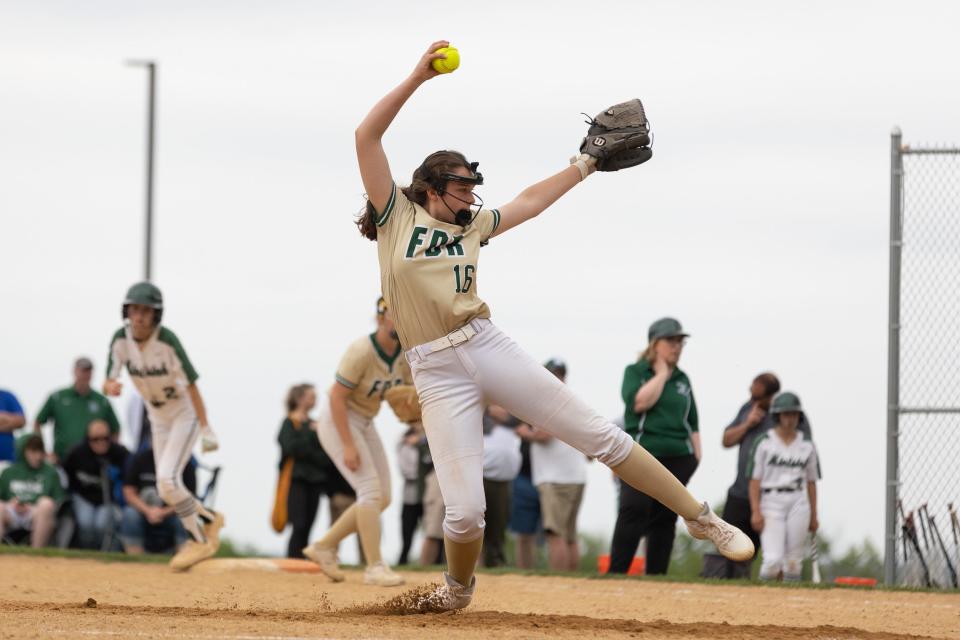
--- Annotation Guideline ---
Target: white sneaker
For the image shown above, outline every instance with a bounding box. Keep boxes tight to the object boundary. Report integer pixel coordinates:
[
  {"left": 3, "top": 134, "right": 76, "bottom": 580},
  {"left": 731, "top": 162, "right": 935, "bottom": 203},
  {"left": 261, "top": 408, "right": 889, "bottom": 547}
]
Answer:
[
  {"left": 416, "top": 573, "right": 476, "bottom": 612},
  {"left": 303, "top": 544, "right": 345, "bottom": 582},
  {"left": 363, "top": 562, "right": 404, "bottom": 587},
  {"left": 684, "top": 502, "right": 755, "bottom": 562}
]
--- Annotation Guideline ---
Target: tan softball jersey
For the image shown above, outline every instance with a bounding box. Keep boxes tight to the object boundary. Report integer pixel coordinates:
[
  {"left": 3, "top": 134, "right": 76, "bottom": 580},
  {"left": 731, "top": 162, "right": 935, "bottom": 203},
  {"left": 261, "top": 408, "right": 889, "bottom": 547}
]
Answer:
[
  {"left": 375, "top": 183, "right": 501, "bottom": 349},
  {"left": 335, "top": 333, "right": 413, "bottom": 419}
]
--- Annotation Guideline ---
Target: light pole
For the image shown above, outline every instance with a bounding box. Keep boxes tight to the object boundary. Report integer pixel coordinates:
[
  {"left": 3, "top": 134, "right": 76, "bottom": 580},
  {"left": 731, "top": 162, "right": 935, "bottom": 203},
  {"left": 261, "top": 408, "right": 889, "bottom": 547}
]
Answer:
[{"left": 127, "top": 60, "right": 156, "bottom": 282}]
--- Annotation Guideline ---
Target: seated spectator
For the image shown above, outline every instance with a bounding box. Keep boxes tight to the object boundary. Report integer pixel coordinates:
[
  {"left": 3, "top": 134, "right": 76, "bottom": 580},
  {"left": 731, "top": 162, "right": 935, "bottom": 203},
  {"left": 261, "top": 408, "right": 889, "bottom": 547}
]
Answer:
[
  {"left": 120, "top": 446, "right": 194, "bottom": 554},
  {"left": 35, "top": 357, "right": 121, "bottom": 464},
  {"left": 0, "top": 435, "right": 63, "bottom": 546},
  {"left": 62, "top": 419, "right": 129, "bottom": 549},
  {"left": 0, "top": 388, "right": 27, "bottom": 464},
  {"left": 528, "top": 359, "right": 587, "bottom": 571},
  {"left": 482, "top": 405, "right": 522, "bottom": 567}
]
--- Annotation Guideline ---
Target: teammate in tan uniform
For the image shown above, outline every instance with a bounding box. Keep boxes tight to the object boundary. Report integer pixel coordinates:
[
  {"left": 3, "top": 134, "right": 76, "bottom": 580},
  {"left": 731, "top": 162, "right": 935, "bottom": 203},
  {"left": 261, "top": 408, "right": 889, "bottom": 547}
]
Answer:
[
  {"left": 353, "top": 40, "right": 754, "bottom": 611},
  {"left": 303, "top": 297, "right": 410, "bottom": 587}
]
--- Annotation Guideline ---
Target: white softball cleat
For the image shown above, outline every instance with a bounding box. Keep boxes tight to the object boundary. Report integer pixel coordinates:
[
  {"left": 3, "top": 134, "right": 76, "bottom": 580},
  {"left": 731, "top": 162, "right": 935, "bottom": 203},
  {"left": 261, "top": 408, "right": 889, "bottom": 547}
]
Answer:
[
  {"left": 363, "top": 562, "right": 404, "bottom": 587},
  {"left": 417, "top": 573, "right": 476, "bottom": 612},
  {"left": 684, "top": 502, "right": 756, "bottom": 562},
  {"left": 303, "top": 544, "right": 345, "bottom": 582}
]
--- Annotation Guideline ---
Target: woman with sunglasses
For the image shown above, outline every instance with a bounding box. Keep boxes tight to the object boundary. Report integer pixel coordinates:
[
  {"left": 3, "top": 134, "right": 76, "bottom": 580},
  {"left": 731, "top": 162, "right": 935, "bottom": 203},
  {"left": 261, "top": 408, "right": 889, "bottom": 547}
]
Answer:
[
  {"left": 609, "top": 317, "right": 701, "bottom": 576},
  {"left": 354, "top": 41, "right": 752, "bottom": 611}
]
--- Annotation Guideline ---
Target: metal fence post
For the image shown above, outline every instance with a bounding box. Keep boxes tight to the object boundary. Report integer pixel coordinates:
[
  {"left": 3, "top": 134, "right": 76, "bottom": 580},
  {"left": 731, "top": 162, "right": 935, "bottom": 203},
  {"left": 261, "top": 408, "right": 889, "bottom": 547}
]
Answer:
[{"left": 885, "top": 127, "right": 903, "bottom": 586}]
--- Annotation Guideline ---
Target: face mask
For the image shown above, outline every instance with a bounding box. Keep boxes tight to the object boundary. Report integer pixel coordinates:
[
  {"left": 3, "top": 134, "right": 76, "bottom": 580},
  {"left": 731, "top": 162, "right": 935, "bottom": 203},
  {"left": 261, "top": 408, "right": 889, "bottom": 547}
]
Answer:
[{"left": 424, "top": 160, "right": 485, "bottom": 227}]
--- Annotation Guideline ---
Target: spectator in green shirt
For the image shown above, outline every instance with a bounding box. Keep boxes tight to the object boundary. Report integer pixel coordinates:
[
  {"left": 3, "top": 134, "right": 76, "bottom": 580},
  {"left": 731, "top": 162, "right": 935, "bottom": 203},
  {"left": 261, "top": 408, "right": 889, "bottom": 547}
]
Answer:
[
  {"left": 0, "top": 434, "right": 63, "bottom": 547},
  {"left": 609, "top": 317, "right": 701, "bottom": 575},
  {"left": 34, "top": 357, "right": 121, "bottom": 463}
]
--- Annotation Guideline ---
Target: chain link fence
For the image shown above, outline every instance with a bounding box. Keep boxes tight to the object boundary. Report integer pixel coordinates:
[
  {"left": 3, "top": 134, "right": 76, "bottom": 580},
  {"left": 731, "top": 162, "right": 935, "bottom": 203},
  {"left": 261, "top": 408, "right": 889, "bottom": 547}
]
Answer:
[{"left": 886, "top": 129, "right": 960, "bottom": 588}]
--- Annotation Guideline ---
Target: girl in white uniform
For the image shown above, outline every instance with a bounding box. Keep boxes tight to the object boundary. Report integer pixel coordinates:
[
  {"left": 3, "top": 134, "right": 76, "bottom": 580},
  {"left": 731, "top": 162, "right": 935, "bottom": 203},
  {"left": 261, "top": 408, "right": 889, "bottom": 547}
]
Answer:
[
  {"left": 303, "top": 297, "right": 409, "bottom": 587},
  {"left": 104, "top": 282, "right": 223, "bottom": 571},
  {"left": 353, "top": 40, "right": 754, "bottom": 611},
  {"left": 748, "top": 392, "right": 820, "bottom": 581}
]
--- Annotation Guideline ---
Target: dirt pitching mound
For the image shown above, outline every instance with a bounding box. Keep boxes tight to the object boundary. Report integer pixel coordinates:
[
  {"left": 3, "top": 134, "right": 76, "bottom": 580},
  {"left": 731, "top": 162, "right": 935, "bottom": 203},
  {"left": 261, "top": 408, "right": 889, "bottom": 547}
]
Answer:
[{"left": 347, "top": 582, "right": 451, "bottom": 615}]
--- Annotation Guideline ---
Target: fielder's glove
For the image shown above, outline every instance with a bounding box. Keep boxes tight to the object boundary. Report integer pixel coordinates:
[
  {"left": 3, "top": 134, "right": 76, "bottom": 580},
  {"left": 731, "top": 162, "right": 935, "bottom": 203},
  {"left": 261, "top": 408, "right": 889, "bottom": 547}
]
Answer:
[
  {"left": 575, "top": 99, "right": 652, "bottom": 173},
  {"left": 384, "top": 385, "right": 422, "bottom": 423},
  {"left": 199, "top": 424, "right": 219, "bottom": 453}
]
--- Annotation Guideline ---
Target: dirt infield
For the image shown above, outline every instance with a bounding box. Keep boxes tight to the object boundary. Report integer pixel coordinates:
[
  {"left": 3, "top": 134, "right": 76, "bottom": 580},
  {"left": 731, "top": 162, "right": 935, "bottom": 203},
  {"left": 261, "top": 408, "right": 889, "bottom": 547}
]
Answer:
[{"left": 1, "top": 555, "right": 958, "bottom": 639}]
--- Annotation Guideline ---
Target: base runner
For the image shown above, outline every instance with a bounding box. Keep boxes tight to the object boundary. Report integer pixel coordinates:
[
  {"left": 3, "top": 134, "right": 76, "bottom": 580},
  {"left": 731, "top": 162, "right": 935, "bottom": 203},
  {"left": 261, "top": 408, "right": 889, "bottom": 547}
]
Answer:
[
  {"left": 351, "top": 40, "right": 754, "bottom": 611},
  {"left": 303, "top": 297, "right": 413, "bottom": 587},
  {"left": 748, "top": 392, "right": 820, "bottom": 581},
  {"left": 104, "top": 282, "right": 224, "bottom": 571}
]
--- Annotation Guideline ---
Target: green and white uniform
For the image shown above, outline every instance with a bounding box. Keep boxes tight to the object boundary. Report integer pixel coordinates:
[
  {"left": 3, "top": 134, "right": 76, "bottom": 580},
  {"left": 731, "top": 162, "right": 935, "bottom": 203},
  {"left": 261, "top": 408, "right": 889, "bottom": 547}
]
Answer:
[
  {"left": 107, "top": 326, "right": 199, "bottom": 421},
  {"left": 748, "top": 430, "right": 820, "bottom": 581},
  {"left": 107, "top": 325, "right": 208, "bottom": 540}
]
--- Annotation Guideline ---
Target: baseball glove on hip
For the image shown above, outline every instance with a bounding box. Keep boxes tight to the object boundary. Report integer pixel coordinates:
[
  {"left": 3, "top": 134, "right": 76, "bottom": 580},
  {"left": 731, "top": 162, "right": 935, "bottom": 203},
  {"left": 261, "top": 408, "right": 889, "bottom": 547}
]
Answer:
[
  {"left": 579, "top": 99, "right": 652, "bottom": 171},
  {"left": 384, "top": 385, "right": 422, "bottom": 423}
]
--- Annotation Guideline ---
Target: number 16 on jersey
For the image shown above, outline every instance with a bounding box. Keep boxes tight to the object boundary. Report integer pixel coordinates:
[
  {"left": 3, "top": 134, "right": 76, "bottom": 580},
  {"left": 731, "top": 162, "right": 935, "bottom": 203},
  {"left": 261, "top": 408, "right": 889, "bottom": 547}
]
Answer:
[{"left": 453, "top": 264, "right": 475, "bottom": 293}]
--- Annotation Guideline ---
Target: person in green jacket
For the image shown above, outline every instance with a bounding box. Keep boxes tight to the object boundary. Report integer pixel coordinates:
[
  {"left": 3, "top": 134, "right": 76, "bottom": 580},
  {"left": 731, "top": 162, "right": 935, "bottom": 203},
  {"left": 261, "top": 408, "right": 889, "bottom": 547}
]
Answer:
[
  {"left": 0, "top": 434, "right": 63, "bottom": 547},
  {"left": 609, "top": 317, "right": 701, "bottom": 575},
  {"left": 278, "top": 383, "right": 355, "bottom": 559}
]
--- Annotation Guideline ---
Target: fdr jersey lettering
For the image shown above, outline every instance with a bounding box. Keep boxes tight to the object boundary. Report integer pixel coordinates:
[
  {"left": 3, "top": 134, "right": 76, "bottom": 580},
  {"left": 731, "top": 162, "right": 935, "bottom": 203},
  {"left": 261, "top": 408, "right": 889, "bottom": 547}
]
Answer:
[
  {"left": 375, "top": 183, "right": 500, "bottom": 350},
  {"left": 335, "top": 333, "right": 413, "bottom": 419}
]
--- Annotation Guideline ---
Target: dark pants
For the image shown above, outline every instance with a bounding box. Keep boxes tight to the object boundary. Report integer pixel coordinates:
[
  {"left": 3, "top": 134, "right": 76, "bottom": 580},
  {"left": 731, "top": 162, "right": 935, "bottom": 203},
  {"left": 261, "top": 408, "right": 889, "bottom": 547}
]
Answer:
[
  {"left": 398, "top": 503, "right": 423, "bottom": 565},
  {"left": 287, "top": 479, "right": 323, "bottom": 559},
  {"left": 718, "top": 492, "right": 760, "bottom": 578},
  {"left": 609, "top": 454, "right": 699, "bottom": 575},
  {"left": 483, "top": 478, "right": 512, "bottom": 567}
]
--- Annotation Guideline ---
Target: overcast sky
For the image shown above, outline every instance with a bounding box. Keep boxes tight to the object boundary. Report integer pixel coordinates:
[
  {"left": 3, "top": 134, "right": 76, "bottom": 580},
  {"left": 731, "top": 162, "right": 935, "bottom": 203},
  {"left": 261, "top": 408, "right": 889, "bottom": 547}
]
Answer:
[{"left": 3, "top": 1, "right": 959, "bottom": 561}]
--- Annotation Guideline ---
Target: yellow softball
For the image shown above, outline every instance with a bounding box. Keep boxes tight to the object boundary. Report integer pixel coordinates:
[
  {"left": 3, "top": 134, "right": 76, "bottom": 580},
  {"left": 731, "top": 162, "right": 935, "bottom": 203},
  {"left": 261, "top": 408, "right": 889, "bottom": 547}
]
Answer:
[{"left": 432, "top": 46, "right": 460, "bottom": 74}]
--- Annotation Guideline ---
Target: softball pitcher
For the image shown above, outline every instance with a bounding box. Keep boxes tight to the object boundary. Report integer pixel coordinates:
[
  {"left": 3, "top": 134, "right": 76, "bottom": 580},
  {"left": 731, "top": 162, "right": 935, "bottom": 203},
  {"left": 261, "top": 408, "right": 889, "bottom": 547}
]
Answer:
[
  {"left": 748, "top": 392, "right": 820, "bottom": 581},
  {"left": 302, "top": 297, "right": 409, "bottom": 587},
  {"left": 352, "top": 40, "right": 754, "bottom": 611},
  {"left": 104, "top": 282, "right": 224, "bottom": 571}
]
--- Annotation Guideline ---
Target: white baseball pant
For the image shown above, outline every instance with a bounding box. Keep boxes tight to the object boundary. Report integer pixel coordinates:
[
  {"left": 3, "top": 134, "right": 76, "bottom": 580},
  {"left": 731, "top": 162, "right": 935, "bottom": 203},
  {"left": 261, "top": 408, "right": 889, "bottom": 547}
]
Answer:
[
  {"left": 407, "top": 319, "right": 634, "bottom": 543},
  {"left": 759, "top": 490, "right": 810, "bottom": 581},
  {"left": 316, "top": 399, "right": 391, "bottom": 509},
  {"left": 151, "top": 410, "right": 207, "bottom": 539}
]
